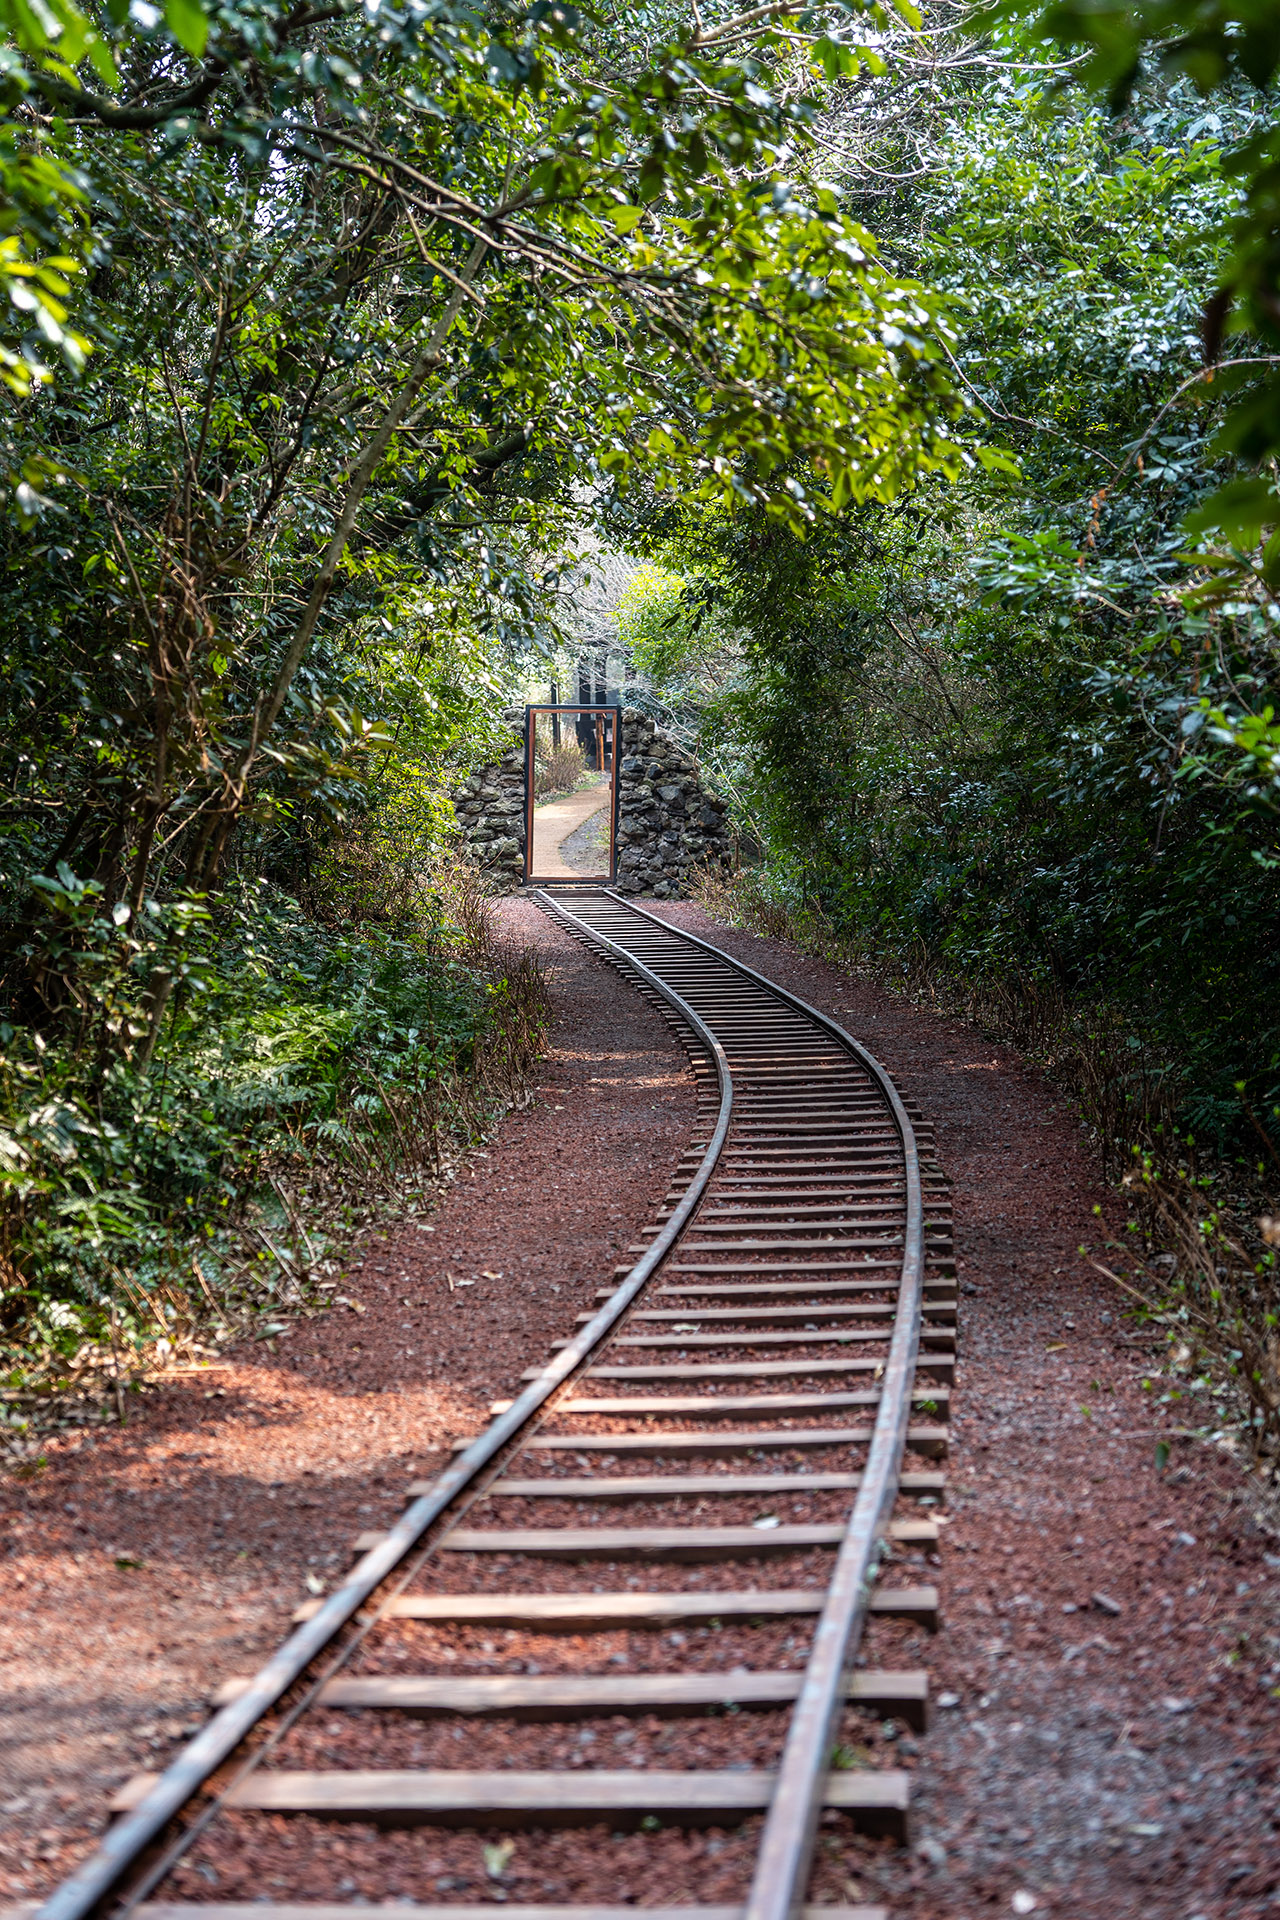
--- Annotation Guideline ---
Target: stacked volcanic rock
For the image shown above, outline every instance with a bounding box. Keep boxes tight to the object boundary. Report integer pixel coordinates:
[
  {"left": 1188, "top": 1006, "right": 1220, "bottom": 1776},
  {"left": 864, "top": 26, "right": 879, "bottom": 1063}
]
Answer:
[
  {"left": 450, "top": 729, "right": 526, "bottom": 885},
  {"left": 448, "top": 711, "right": 734, "bottom": 896},
  {"left": 613, "top": 712, "right": 734, "bottom": 898}
]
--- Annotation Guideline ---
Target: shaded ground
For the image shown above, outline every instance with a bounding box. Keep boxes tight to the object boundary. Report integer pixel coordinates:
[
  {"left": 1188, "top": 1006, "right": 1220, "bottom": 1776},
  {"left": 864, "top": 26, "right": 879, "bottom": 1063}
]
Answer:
[
  {"left": 557, "top": 800, "right": 611, "bottom": 873},
  {"left": 4, "top": 896, "right": 1278, "bottom": 1917},
  {"left": 0, "top": 900, "right": 694, "bottom": 1901}
]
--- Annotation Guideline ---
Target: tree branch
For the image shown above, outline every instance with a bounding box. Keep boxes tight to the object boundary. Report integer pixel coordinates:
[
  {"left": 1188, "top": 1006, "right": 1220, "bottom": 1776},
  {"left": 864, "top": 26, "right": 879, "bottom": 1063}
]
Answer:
[{"left": 241, "top": 238, "right": 489, "bottom": 778}]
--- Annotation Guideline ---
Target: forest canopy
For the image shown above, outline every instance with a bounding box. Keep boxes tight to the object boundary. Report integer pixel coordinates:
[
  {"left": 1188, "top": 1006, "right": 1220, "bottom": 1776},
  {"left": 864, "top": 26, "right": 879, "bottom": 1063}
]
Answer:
[
  {"left": 0, "top": 0, "right": 1276, "bottom": 1392},
  {"left": 610, "top": 0, "right": 1280, "bottom": 1148}
]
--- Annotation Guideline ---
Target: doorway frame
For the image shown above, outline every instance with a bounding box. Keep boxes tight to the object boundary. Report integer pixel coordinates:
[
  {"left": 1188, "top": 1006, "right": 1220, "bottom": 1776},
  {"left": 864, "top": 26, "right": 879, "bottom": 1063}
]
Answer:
[{"left": 523, "top": 703, "right": 622, "bottom": 885}]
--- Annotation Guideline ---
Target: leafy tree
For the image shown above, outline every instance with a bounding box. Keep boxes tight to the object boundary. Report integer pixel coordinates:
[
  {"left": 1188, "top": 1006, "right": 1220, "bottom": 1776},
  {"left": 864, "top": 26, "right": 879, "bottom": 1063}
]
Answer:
[
  {"left": 0, "top": 0, "right": 981, "bottom": 1347},
  {"left": 1, "top": 0, "right": 969, "bottom": 1009},
  {"left": 618, "top": 24, "right": 1280, "bottom": 1143}
]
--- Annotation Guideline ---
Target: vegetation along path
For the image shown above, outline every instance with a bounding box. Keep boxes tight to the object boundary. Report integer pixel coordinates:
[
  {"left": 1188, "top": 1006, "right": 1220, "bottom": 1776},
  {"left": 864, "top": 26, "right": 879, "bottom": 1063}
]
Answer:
[
  {"left": 3, "top": 0, "right": 1278, "bottom": 1909},
  {"left": 6, "top": 900, "right": 1278, "bottom": 1920}
]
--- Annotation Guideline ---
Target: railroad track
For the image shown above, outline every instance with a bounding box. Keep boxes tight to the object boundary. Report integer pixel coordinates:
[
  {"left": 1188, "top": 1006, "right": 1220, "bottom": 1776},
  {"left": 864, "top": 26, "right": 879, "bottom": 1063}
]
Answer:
[{"left": 38, "top": 888, "right": 954, "bottom": 1920}]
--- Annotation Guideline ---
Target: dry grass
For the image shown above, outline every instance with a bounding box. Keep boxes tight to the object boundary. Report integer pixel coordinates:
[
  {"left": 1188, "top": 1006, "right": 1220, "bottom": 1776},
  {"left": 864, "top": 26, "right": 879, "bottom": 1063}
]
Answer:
[{"left": 534, "top": 738, "right": 587, "bottom": 799}]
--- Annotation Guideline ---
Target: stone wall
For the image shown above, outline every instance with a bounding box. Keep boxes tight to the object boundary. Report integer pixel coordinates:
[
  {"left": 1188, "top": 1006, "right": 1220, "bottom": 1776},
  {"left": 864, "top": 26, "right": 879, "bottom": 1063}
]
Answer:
[
  {"left": 450, "top": 710, "right": 734, "bottom": 896},
  {"left": 613, "top": 711, "right": 734, "bottom": 897},
  {"left": 450, "top": 732, "right": 527, "bottom": 886}
]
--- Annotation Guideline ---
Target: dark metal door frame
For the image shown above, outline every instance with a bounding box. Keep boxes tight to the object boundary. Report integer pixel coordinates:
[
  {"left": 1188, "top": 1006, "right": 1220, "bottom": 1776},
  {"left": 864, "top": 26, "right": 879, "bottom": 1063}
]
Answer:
[{"left": 524, "top": 703, "right": 621, "bottom": 884}]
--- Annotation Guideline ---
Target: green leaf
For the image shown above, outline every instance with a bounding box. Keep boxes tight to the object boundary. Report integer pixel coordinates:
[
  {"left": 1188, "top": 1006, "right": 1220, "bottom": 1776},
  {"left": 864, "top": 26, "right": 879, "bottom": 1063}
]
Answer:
[
  {"left": 975, "top": 444, "right": 1021, "bottom": 478},
  {"left": 1183, "top": 476, "right": 1278, "bottom": 545},
  {"left": 811, "top": 36, "right": 860, "bottom": 81},
  {"left": 1262, "top": 523, "right": 1280, "bottom": 588},
  {"left": 164, "top": 0, "right": 207, "bottom": 59},
  {"left": 84, "top": 21, "right": 117, "bottom": 84}
]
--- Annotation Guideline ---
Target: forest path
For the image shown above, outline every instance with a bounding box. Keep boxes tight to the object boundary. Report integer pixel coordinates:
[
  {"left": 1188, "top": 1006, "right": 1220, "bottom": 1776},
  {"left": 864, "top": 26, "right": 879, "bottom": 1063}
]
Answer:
[{"left": 530, "top": 773, "right": 610, "bottom": 877}]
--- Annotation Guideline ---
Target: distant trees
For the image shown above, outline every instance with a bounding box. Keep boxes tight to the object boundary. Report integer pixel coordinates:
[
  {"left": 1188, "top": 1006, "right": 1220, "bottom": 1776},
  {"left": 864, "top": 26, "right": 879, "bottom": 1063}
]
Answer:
[{"left": 610, "top": 8, "right": 1280, "bottom": 1144}]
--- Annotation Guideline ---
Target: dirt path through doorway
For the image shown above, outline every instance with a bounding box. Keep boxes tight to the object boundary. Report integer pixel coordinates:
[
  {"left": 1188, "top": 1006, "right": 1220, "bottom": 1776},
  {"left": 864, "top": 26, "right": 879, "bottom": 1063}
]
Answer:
[{"left": 529, "top": 775, "right": 610, "bottom": 878}]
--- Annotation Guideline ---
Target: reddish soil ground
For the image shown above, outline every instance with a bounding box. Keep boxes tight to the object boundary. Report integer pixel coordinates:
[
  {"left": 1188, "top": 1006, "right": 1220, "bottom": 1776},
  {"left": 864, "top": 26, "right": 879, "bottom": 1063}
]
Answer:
[
  {"left": 0, "top": 900, "right": 695, "bottom": 1901},
  {"left": 3, "top": 895, "right": 1278, "bottom": 1918},
  {"left": 650, "top": 902, "right": 1280, "bottom": 1920}
]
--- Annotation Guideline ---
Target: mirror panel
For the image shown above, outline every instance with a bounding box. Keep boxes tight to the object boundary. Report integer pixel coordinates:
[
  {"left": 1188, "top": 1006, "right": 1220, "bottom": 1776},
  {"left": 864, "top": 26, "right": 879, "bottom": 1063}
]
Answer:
[{"left": 526, "top": 707, "right": 616, "bottom": 882}]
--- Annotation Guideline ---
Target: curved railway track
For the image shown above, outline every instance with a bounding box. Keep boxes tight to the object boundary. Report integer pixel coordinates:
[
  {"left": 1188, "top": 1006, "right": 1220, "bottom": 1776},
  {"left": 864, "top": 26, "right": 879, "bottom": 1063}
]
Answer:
[{"left": 37, "top": 888, "right": 955, "bottom": 1920}]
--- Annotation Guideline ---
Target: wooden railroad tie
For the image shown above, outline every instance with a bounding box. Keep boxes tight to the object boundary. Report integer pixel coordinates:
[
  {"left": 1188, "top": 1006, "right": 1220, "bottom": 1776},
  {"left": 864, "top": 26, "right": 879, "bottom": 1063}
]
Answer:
[
  {"left": 48, "top": 1906, "right": 888, "bottom": 1920},
  {"left": 574, "top": 1302, "right": 957, "bottom": 1326},
  {"left": 471, "top": 1468, "right": 947, "bottom": 1500},
  {"left": 110, "top": 1766, "right": 911, "bottom": 1840},
  {"left": 350, "top": 1518, "right": 939, "bottom": 1558},
  {"left": 462, "top": 1422, "right": 950, "bottom": 1457},
  {"left": 297, "top": 1583, "right": 940, "bottom": 1633},
  {"left": 212, "top": 1666, "right": 930, "bottom": 1730}
]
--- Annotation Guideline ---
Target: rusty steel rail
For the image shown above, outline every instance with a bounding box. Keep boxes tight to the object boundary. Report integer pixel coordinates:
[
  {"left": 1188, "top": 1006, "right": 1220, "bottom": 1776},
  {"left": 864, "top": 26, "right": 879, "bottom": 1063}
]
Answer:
[
  {"left": 34, "top": 933, "right": 732, "bottom": 1920},
  {"left": 549, "top": 890, "right": 926, "bottom": 1920},
  {"left": 36, "top": 885, "right": 943, "bottom": 1920}
]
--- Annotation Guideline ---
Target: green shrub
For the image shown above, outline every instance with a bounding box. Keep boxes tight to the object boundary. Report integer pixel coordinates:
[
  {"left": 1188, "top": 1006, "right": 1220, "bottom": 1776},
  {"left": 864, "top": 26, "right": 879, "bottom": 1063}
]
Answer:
[{"left": 0, "top": 861, "right": 547, "bottom": 1392}]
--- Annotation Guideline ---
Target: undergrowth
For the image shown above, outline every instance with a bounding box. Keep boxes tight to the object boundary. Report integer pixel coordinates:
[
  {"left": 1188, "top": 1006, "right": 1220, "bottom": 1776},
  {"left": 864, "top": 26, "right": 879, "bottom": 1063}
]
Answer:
[
  {"left": 0, "top": 856, "right": 547, "bottom": 1454},
  {"left": 694, "top": 864, "right": 1280, "bottom": 1471},
  {"left": 533, "top": 737, "right": 588, "bottom": 799}
]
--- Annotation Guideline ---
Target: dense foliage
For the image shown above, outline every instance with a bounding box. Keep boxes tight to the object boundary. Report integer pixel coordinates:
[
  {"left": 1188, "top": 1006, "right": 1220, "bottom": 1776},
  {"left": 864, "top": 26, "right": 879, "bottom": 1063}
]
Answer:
[
  {"left": 0, "top": 0, "right": 978, "bottom": 1383},
  {"left": 3, "top": 0, "right": 1277, "bottom": 1407},
  {"left": 616, "top": 31, "right": 1280, "bottom": 1162}
]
